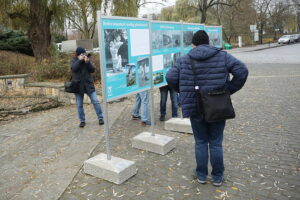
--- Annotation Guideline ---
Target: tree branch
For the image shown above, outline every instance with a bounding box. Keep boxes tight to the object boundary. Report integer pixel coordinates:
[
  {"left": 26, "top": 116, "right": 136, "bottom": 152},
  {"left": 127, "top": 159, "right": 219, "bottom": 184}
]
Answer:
[
  {"left": 209, "top": 2, "right": 233, "bottom": 9},
  {"left": 190, "top": 5, "right": 199, "bottom": 10},
  {"left": 208, "top": 0, "right": 215, "bottom": 7},
  {"left": 67, "top": 16, "right": 84, "bottom": 33},
  {"left": 198, "top": 3, "right": 203, "bottom": 12},
  {"left": 137, "top": 1, "right": 166, "bottom": 9},
  {"left": 6, "top": 11, "right": 28, "bottom": 21}
]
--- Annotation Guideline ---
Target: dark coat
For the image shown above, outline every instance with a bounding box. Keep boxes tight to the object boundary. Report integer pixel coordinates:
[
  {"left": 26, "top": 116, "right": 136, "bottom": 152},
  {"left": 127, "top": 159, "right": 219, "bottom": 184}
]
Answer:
[
  {"left": 70, "top": 58, "right": 96, "bottom": 94},
  {"left": 166, "top": 44, "right": 248, "bottom": 118}
]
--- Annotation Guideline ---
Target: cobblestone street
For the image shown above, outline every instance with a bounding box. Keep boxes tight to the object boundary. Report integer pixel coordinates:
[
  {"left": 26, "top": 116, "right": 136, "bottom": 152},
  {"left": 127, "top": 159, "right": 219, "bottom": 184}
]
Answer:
[{"left": 60, "top": 62, "right": 300, "bottom": 199}]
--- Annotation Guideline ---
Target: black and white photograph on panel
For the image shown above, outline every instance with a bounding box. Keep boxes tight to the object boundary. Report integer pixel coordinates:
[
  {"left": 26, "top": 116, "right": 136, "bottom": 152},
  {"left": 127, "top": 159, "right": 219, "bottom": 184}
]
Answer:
[
  {"left": 163, "top": 54, "right": 172, "bottom": 69},
  {"left": 163, "top": 31, "right": 173, "bottom": 48},
  {"left": 172, "top": 52, "right": 181, "bottom": 66},
  {"left": 172, "top": 33, "right": 181, "bottom": 47},
  {"left": 208, "top": 32, "right": 221, "bottom": 47},
  {"left": 153, "top": 72, "right": 164, "bottom": 85},
  {"left": 125, "top": 64, "right": 137, "bottom": 87},
  {"left": 183, "top": 31, "right": 193, "bottom": 47},
  {"left": 152, "top": 31, "right": 163, "bottom": 49},
  {"left": 138, "top": 57, "right": 150, "bottom": 87},
  {"left": 104, "top": 29, "right": 128, "bottom": 75}
]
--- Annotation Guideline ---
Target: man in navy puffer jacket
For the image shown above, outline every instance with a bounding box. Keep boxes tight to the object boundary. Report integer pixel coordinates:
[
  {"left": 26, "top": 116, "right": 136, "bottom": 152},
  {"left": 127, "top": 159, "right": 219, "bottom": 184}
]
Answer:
[{"left": 166, "top": 30, "right": 248, "bottom": 187}]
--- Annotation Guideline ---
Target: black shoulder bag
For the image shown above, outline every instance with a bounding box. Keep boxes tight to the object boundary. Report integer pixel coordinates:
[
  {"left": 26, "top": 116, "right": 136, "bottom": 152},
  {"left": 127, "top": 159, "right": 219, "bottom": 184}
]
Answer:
[
  {"left": 64, "top": 76, "right": 80, "bottom": 93},
  {"left": 190, "top": 57, "right": 235, "bottom": 122}
]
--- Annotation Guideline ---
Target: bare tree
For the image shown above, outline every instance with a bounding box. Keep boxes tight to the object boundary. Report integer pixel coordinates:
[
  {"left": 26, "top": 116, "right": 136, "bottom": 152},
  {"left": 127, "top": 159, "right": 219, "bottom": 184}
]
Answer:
[
  {"left": 66, "top": 0, "right": 166, "bottom": 39},
  {"left": 291, "top": 0, "right": 300, "bottom": 32},
  {"left": 268, "top": 1, "right": 290, "bottom": 39},
  {"left": 253, "top": 0, "right": 273, "bottom": 44},
  {"left": 188, "top": 0, "right": 235, "bottom": 23},
  {"left": 214, "top": 0, "right": 240, "bottom": 42},
  {"left": 67, "top": 0, "right": 106, "bottom": 39}
]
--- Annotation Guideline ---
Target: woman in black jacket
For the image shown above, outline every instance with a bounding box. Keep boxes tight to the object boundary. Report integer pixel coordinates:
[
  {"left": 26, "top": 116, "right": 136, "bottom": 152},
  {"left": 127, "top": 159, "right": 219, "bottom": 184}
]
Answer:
[{"left": 71, "top": 47, "right": 104, "bottom": 128}]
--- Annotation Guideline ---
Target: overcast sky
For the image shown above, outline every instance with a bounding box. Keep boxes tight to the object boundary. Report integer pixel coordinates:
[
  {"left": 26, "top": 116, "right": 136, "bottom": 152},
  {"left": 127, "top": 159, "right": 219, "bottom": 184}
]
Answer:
[{"left": 138, "top": 0, "right": 176, "bottom": 17}]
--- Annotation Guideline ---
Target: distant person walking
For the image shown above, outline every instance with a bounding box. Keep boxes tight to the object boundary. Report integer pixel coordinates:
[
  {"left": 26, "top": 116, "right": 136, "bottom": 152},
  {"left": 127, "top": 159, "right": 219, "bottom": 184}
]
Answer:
[
  {"left": 166, "top": 30, "right": 248, "bottom": 186},
  {"left": 71, "top": 47, "right": 104, "bottom": 128}
]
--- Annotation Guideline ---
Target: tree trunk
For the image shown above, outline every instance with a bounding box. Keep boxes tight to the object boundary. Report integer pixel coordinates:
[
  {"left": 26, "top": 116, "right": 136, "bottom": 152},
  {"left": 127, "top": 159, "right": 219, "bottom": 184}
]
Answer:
[
  {"left": 199, "top": 0, "right": 208, "bottom": 24},
  {"left": 28, "top": 0, "right": 52, "bottom": 62},
  {"left": 201, "top": 9, "right": 207, "bottom": 23},
  {"left": 259, "top": 23, "right": 263, "bottom": 44},
  {"left": 223, "top": 31, "right": 230, "bottom": 43}
]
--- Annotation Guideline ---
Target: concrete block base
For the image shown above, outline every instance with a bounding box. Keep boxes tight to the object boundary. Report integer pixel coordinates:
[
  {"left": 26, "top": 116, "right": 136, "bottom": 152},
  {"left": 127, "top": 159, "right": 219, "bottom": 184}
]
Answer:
[
  {"left": 84, "top": 153, "right": 137, "bottom": 184},
  {"left": 164, "top": 118, "right": 193, "bottom": 134},
  {"left": 132, "top": 132, "right": 175, "bottom": 155}
]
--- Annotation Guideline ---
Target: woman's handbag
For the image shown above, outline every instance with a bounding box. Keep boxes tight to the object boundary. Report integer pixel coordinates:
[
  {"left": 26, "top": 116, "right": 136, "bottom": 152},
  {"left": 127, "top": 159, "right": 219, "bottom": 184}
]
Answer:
[
  {"left": 190, "top": 58, "right": 235, "bottom": 122},
  {"left": 64, "top": 77, "right": 80, "bottom": 93}
]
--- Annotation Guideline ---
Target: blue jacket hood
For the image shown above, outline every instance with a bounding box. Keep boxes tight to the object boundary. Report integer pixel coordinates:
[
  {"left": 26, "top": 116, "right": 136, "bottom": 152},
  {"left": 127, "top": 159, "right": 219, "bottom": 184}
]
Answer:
[{"left": 188, "top": 44, "right": 221, "bottom": 60}]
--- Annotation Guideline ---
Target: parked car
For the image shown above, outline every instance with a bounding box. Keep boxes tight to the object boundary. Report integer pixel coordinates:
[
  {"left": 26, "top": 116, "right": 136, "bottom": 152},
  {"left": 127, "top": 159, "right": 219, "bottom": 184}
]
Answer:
[
  {"left": 290, "top": 35, "right": 298, "bottom": 42},
  {"left": 292, "top": 34, "right": 300, "bottom": 42},
  {"left": 278, "top": 35, "right": 295, "bottom": 44}
]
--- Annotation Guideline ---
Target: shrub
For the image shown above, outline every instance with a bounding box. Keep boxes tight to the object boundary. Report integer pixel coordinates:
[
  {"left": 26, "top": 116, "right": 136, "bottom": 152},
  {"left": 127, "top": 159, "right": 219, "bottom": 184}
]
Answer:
[
  {"left": 0, "top": 26, "right": 33, "bottom": 56},
  {"left": 0, "top": 50, "right": 102, "bottom": 83},
  {"left": 90, "top": 53, "right": 101, "bottom": 81},
  {"left": 52, "top": 33, "right": 67, "bottom": 43},
  {"left": 31, "top": 53, "right": 102, "bottom": 82},
  {"left": 31, "top": 55, "right": 70, "bottom": 81},
  {"left": 0, "top": 50, "right": 35, "bottom": 75}
]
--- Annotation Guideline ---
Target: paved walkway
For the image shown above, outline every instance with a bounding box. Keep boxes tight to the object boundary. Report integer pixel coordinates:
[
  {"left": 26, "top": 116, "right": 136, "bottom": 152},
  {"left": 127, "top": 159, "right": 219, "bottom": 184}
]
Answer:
[
  {"left": 1, "top": 44, "right": 299, "bottom": 200},
  {"left": 0, "top": 99, "right": 129, "bottom": 200},
  {"left": 59, "top": 64, "right": 300, "bottom": 200}
]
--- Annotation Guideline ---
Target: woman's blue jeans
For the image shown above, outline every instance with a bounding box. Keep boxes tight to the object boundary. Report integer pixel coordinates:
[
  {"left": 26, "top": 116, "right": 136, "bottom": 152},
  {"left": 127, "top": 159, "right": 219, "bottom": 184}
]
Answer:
[
  {"left": 132, "top": 91, "right": 149, "bottom": 122},
  {"left": 75, "top": 91, "right": 103, "bottom": 122},
  {"left": 190, "top": 115, "right": 225, "bottom": 182}
]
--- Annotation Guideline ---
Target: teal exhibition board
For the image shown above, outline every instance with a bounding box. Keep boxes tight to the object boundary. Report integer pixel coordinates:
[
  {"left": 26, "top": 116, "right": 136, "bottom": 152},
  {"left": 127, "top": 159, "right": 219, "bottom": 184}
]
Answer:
[{"left": 98, "top": 16, "right": 222, "bottom": 101}]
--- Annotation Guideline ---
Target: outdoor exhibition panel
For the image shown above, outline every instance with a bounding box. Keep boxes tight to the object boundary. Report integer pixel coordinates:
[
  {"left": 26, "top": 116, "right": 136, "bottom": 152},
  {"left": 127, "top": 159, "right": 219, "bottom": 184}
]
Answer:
[
  {"left": 183, "top": 23, "right": 205, "bottom": 54},
  {"left": 205, "top": 25, "right": 223, "bottom": 48},
  {"left": 100, "top": 17, "right": 151, "bottom": 101},
  {"left": 96, "top": 12, "right": 224, "bottom": 162},
  {"left": 151, "top": 22, "right": 182, "bottom": 88},
  {"left": 99, "top": 17, "right": 222, "bottom": 102}
]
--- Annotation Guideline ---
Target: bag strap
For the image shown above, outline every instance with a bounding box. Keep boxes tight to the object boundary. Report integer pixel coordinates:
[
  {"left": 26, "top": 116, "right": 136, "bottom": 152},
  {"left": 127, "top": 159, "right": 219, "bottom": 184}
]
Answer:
[
  {"left": 224, "top": 52, "right": 229, "bottom": 81},
  {"left": 223, "top": 52, "right": 232, "bottom": 91},
  {"left": 190, "top": 57, "right": 205, "bottom": 117},
  {"left": 189, "top": 57, "right": 198, "bottom": 89}
]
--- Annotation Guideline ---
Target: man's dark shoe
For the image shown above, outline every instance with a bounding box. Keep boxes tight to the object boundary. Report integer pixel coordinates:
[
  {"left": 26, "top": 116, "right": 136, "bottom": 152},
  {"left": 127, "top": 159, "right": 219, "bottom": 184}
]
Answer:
[
  {"left": 132, "top": 115, "right": 141, "bottom": 120},
  {"left": 79, "top": 122, "right": 86, "bottom": 128},
  {"left": 193, "top": 169, "right": 207, "bottom": 184},
  {"left": 212, "top": 181, "right": 223, "bottom": 187},
  {"left": 159, "top": 115, "right": 166, "bottom": 121},
  {"left": 212, "top": 178, "right": 224, "bottom": 187},
  {"left": 99, "top": 119, "right": 104, "bottom": 125},
  {"left": 197, "top": 178, "right": 207, "bottom": 184}
]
